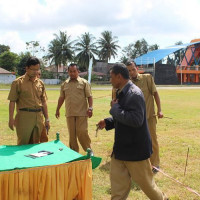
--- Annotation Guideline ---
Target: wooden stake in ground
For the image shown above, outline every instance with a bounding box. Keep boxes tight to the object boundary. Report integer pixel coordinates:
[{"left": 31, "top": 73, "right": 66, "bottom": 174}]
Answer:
[{"left": 184, "top": 147, "right": 189, "bottom": 176}]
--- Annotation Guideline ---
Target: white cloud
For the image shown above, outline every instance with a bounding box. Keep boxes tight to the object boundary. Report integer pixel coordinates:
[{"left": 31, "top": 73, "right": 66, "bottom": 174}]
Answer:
[
  {"left": 0, "top": 0, "right": 200, "bottom": 60},
  {"left": 0, "top": 31, "right": 26, "bottom": 53}
]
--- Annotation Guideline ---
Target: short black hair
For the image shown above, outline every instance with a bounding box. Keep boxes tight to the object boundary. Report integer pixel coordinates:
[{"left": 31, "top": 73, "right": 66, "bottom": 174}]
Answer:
[
  {"left": 126, "top": 60, "right": 136, "bottom": 66},
  {"left": 110, "top": 63, "right": 129, "bottom": 79},
  {"left": 68, "top": 63, "right": 79, "bottom": 70},
  {"left": 26, "top": 57, "right": 40, "bottom": 67}
]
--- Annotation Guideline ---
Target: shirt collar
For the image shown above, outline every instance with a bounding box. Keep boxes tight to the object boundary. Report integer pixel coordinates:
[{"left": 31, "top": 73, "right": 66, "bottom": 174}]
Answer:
[
  {"left": 117, "top": 80, "right": 132, "bottom": 97},
  {"left": 24, "top": 73, "right": 39, "bottom": 82},
  {"left": 132, "top": 73, "right": 141, "bottom": 81},
  {"left": 66, "top": 76, "right": 81, "bottom": 83}
]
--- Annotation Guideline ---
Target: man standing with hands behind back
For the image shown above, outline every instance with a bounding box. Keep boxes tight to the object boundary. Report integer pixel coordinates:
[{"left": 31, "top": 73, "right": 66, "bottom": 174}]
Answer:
[
  {"left": 8, "top": 57, "right": 50, "bottom": 145},
  {"left": 126, "top": 61, "right": 163, "bottom": 172},
  {"left": 55, "top": 63, "right": 93, "bottom": 153}
]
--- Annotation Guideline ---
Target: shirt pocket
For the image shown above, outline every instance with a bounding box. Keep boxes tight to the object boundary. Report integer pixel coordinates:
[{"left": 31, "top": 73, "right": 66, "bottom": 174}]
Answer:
[
  {"left": 77, "top": 84, "right": 84, "bottom": 90},
  {"left": 36, "top": 85, "right": 43, "bottom": 97},
  {"left": 20, "top": 85, "right": 30, "bottom": 98},
  {"left": 77, "top": 84, "right": 85, "bottom": 96}
]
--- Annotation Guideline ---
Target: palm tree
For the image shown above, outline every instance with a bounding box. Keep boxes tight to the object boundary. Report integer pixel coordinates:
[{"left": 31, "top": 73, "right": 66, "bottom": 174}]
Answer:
[
  {"left": 119, "top": 56, "right": 129, "bottom": 65},
  {"left": 98, "top": 31, "right": 120, "bottom": 63},
  {"left": 75, "top": 32, "right": 98, "bottom": 71},
  {"left": 46, "top": 31, "right": 74, "bottom": 78}
]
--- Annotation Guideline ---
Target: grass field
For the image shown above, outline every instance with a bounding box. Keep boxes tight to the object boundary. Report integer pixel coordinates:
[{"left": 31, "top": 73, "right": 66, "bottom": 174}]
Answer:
[{"left": 1, "top": 87, "right": 200, "bottom": 199}]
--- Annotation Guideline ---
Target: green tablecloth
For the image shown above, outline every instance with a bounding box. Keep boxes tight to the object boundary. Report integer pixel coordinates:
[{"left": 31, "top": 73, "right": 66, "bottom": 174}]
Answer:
[{"left": 0, "top": 140, "right": 101, "bottom": 171}]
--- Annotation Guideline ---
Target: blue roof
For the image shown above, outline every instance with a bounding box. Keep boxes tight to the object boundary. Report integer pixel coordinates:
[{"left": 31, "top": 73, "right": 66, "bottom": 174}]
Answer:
[{"left": 134, "top": 41, "right": 200, "bottom": 65}]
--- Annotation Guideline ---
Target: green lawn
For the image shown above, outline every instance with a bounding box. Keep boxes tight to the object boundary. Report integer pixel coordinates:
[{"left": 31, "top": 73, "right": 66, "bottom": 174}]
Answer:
[{"left": 1, "top": 87, "right": 200, "bottom": 199}]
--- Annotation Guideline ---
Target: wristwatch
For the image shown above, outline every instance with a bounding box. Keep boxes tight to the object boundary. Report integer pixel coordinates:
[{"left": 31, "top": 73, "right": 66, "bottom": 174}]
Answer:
[
  {"left": 45, "top": 118, "right": 50, "bottom": 122},
  {"left": 88, "top": 107, "right": 93, "bottom": 111}
]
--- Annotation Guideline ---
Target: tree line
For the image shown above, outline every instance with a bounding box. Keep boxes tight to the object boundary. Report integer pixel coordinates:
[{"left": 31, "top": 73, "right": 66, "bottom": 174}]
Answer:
[{"left": 0, "top": 30, "right": 163, "bottom": 78}]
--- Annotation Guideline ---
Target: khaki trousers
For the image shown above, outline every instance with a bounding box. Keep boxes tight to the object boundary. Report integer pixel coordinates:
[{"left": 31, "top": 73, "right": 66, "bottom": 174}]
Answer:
[
  {"left": 15, "top": 111, "right": 44, "bottom": 145},
  {"left": 148, "top": 117, "right": 160, "bottom": 167},
  {"left": 110, "top": 157, "right": 166, "bottom": 200},
  {"left": 66, "top": 116, "right": 91, "bottom": 152}
]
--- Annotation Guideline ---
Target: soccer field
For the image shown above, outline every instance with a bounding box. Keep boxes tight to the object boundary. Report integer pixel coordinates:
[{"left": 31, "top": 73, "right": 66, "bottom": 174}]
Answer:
[{"left": 1, "top": 88, "right": 200, "bottom": 199}]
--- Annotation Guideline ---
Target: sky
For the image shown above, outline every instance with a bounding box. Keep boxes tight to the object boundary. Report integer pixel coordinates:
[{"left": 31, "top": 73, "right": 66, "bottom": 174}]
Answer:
[{"left": 0, "top": 0, "right": 200, "bottom": 62}]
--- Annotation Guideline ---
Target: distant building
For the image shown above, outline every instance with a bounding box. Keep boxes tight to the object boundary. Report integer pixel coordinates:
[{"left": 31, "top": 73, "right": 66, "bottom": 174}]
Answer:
[
  {"left": 93, "top": 61, "right": 115, "bottom": 75},
  {"left": 45, "top": 64, "right": 68, "bottom": 78},
  {"left": 0, "top": 67, "right": 16, "bottom": 84}
]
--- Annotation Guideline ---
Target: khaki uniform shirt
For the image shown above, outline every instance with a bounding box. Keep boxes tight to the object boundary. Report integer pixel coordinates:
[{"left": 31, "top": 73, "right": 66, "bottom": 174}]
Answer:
[
  {"left": 60, "top": 76, "right": 92, "bottom": 117},
  {"left": 8, "top": 73, "right": 47, "bottom": 110},
  {"left": 131, "top": 74, "right": 157, "bottom": 119}
]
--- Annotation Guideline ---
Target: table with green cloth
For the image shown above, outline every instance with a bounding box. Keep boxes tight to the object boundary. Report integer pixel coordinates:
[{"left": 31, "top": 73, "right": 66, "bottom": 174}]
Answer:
[{"left": 0, "top": 139, "right": 101, "bottom": 200}]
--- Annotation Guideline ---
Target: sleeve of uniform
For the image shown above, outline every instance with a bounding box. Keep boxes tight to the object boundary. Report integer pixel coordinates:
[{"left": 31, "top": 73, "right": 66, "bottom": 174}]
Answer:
[
  {"left": 85, "top": 81, "right": 92, "bottom": 97},
  {"left": 104, "top": 117, "right": 115, "bottom": 130},
  {"left": 40, "top": 81, "right": 47, "bottom": 103},
  {"left": 7, "top": 80, "right": 19, "bottom": 101},
  {"left": 59, "top": 82, "right": 65, "bottom": 98},
  {"left": 147, "top": 74, "right": 157, "bottom": 95}
]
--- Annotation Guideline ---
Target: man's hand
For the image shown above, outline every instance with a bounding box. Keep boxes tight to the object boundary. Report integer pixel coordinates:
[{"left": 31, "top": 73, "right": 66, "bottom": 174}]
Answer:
[
  {"left": 87, "top": 109, "right": 93, "bottom": 118},
  {"left": 97, "top": 119, "right": 106, "bottom": 129},
  {"left": 45, "top": 121, "right": 50, "bottom": 133},
  {"left": 110, "top": 99, "right": 118, "bottom": 107},
  {"left": 157, "top": 111, "right": 163, "bottom": 118},
  {"left": 8, "top": 118, "right": 15, "bottom": 131},
  {"left": 55, "top": 110, "right": 60, "bottom": 119}
]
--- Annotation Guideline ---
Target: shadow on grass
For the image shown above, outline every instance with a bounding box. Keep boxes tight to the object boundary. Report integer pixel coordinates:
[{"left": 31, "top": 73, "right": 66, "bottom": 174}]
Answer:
[{"left": 99, "top": 160, "right": 110, "bottom": 173}]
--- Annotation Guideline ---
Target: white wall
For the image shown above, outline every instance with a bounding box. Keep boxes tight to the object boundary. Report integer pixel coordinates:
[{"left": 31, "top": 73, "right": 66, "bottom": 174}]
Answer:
[
  {"left": 0, "top": 74, "right": 16, "bottom": 84},
  {"left": 41, "top": 79, "right": 60, "bottom": 85}
]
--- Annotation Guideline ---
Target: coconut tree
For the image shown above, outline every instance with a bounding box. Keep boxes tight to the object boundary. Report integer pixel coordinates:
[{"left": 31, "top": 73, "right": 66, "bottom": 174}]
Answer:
[
  {"left": 75, "top": 32, "right": 98, "bottom": 71},
  {"left": 98, "top": 31, "right": 120, "bottom": 63},
  {"left": 46, "top": 31, "right": 74, "bottom": 77}
]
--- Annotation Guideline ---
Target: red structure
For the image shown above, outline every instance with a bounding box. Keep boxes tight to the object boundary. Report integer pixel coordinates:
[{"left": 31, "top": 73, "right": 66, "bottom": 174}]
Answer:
[{"left": 176, "top": 39, "right": 200, "bottom": 83}]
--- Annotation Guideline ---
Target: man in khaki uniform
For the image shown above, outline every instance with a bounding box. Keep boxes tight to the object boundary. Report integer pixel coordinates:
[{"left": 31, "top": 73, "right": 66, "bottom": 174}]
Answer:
[
  {"left": 8, "top": 57, "right": 50, "bottom": 145},
  {"left": 55, "top": 63, "right": 93, "bottom": 153},
  {"left": 126, "top": 61, "right": 163, "bottom": 171}
]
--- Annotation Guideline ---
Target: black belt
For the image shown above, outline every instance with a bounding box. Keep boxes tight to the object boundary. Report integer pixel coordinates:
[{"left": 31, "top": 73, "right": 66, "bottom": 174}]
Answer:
[{"left": 19, "top": 108, "right": 42, "bottom": 112}]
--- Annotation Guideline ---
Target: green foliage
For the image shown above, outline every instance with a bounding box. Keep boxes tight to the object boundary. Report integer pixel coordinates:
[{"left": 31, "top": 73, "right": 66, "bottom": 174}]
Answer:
[
  {"left": 83, "top": 73, "right": 99, "bottom": 81},
  {"left": 0, "top": 51, "right": 19, "bottom": 71},
  {"left": 98, "top": 30, "right": 120, "bottom": 63},
  {"left": 41, "top": 70, "right": 54, "bottom": 79},
  {"left": 0, "top": 44, "right": 10, "bottom": 55},
  {"left": 46, "top": 31, "right": 74, "bottom": 67},
  {"left": 26, "top": 41, "right": 45, "bottom": 56},
  {"left": 17, "top": 52, "right": 31, "bottom": 76},
  {"left": 122, "top": 38, "right": 159, "bottom": 59},
  {"left": 119, "top": 56, "right": 129, "bottom": 64},
  {"left": 75, "top": 32, "right": 98, "bottom": 71},
  {"left": 46, "top": 31, "right": 74, "bottom": 78}
]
